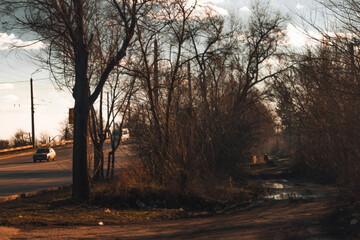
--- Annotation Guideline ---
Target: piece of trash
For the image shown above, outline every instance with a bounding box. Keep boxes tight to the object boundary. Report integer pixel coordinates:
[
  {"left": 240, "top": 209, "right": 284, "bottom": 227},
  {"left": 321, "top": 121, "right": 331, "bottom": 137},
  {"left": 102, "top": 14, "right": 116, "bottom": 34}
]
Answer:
[
  {"left": 104, "top": 208, "right": 111, "bottom": 213},
  {"left": 351, "top": 218, "right": 358, "bottom": 225},
  {"left": 136, "top": 199, "right": 147, "bottom": 209},
  {"left": 99, "top": 222, "right": 104, "bottom": 226}
]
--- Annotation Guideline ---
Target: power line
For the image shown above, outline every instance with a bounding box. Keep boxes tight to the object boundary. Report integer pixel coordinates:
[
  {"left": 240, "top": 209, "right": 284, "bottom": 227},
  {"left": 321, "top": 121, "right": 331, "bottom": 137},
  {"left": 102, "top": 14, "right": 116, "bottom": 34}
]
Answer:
[
  {"left": 0, "top": 78, "right": 50, "bottom": 84},
  {"left": 0, "top": 69, "right": 34, "bottom": 79}
]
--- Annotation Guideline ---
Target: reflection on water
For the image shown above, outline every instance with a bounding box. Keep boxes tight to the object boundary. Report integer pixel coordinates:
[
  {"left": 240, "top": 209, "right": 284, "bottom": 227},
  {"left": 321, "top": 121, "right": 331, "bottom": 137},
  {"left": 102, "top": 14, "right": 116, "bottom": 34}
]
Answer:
[
  {"left": 265, "top": 192, "right": 302, "bottom": 200},
  {"left": 263, "top": 180, "right": 327, "bottom": 200},
  {"left": 265, "top": 183, "right": 284, "bottom": 189},
  {"left": 262, "top": 182, "right": 294, "bottom": 189},
  {"left": 265, "top": 192, "right": 326, "bottom": 200}
]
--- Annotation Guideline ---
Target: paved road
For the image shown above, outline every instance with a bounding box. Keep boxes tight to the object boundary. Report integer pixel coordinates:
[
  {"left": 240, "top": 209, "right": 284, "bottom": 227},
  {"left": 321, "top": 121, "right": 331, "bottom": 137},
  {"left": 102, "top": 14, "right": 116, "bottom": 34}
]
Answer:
[{"left": 0, "top": 142, "right": 136, "bottom": 197}]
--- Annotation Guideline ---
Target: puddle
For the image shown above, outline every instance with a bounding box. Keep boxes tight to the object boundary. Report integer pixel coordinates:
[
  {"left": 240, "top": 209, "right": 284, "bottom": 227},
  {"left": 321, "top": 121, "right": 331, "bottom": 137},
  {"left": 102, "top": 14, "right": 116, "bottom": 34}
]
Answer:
[
  {"left": 265, "top": 192, "right": 303, "bottom": 200},
  {"left": 262, "top": 181, "right": 294, "bottom": 189},
  {"left": 263, "top": 180, "right": 328, "bottom": 201},
  {"left": 265, "top": 192, "right": 326, "bottom": 200}
]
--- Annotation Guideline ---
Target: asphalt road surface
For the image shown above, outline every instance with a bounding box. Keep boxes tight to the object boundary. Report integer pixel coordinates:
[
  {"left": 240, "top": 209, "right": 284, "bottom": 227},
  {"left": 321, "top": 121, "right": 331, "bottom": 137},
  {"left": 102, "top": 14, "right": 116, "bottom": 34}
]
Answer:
[{"left": 0, "top": 142, "right": 136, "bottom": 197}]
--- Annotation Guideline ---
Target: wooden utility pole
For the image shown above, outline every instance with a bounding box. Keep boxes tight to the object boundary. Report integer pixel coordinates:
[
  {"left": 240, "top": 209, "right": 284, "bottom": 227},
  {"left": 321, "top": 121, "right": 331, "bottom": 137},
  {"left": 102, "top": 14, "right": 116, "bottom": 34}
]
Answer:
[{"left": 30, "top": 74, "right": 36, "bottom": 148}]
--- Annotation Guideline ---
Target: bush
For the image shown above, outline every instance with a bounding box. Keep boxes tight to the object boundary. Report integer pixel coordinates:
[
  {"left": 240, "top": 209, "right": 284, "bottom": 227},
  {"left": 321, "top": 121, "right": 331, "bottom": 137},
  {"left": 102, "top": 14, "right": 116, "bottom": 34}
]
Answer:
[
  {"left": 0, "top": 140, "right": 10, "bottom": 150},
  {"left": 132, "top": 96, "right": 275, "bottom": 198}
]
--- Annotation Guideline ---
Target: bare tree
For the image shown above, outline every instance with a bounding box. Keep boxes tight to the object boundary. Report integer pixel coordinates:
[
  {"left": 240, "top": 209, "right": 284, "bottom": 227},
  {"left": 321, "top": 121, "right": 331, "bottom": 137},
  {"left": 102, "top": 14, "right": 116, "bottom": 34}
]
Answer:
[
  {"left": 38, "top": 132, "right": 50, "bottom": 145},
  {"left": 127, "top": 0, "right": 283, "bottom": 193},
  {"left": 0, "top": 140, "right": 10, "bottom": 150},
  {"left": 1, "top": 0, "right": 149, "bottom": 202},
  {"left": 11, "top": 129, "right": 31, "bottom": 147},
  {"left": 89, "top": 71, "right": 136, "bottom": 181},
  {"left": 268, "top": 0, "right": 360, "bottom": 183},
  {"left": 59, "top": 118, "right": 74, "bottom": 141}
]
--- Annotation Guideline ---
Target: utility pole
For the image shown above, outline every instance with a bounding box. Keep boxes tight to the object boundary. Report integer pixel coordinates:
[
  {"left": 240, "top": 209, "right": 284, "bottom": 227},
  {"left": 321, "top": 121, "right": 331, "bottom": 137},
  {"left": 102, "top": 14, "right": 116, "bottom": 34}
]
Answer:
[
  {"left": 30, "top": 76, "right": 35, "bottom": 148},
  {"left": 107, "top": 92, "right": 109, "bottom": 138},
  {"left": 30, "top": 69, "right": 40, "bottom": 148},
  {"left": 107, "top": 92, "right": 109, "bottom": 118}
]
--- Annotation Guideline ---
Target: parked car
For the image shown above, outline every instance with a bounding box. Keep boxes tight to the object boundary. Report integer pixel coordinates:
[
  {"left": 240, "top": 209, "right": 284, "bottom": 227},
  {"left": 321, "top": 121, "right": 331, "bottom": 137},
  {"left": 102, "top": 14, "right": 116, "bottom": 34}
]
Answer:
[
  {"left": 33, "top": 147, "right": 56, "bottom": 162},
  {"left": 121, "top": 128, "right": 130, "bottom": 142}
]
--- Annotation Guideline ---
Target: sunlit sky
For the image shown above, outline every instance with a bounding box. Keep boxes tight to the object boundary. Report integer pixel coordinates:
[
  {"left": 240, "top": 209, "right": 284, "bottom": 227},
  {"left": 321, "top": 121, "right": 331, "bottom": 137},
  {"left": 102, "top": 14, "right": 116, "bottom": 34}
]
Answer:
[{"left": 0, "top": 0, "right": 321, "bottom": 140}]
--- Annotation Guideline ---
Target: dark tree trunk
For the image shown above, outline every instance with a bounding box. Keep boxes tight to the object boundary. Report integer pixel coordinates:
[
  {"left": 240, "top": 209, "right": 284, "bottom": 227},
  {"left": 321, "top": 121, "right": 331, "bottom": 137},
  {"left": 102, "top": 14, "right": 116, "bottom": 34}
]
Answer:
[
  {"left": 72, "top": 95, "right": 90, "bottom": 202},
  {"left": 92, "top": 90, "right": 104, "bottom": 182},
  {"left": 93, "top": 143, "right": 101, "bottom": 181},
  {"left": 71, "top": 0, "right": 90, "bottom": 203},
  {"left": 92, "top": 140, "right": 104, "bottom": 181},
  {"left": 106, "top": 151, "right": 112, "bottom": 179}
]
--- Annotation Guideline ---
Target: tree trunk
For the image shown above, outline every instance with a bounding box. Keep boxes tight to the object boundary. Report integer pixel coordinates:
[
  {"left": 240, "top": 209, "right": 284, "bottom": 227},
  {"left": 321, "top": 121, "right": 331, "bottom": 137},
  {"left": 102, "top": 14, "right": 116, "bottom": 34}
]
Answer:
[
  {"left": 93, "top": 143, "right": 101, "bottom": 181},
  {"left": 72, "top": 0, "right": 90, "bottom": 203},
  {"left": 92, "top": 90, "right": 104, "bottom": 181},
  {"left": 72, "top": 96, "right": 90, "bottom": 202},
  {"left": 106, "top": 151, "right": 112, "bottom": 179},
  {"left": 111, "top": 150, "right": 115, "bottom": 179}
]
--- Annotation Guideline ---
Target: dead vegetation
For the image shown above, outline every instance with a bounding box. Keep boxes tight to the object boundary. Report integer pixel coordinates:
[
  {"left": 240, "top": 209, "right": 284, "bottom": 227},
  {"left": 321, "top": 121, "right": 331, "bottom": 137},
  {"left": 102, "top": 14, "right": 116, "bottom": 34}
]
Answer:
[{"left": 0, "top": 185, "right": 182, "bottom": 227}]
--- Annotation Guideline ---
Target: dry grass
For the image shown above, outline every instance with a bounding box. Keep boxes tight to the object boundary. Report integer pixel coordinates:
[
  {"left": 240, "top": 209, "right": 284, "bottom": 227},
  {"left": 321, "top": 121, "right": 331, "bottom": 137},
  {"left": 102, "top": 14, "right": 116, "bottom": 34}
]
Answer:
[
  {"left": 0, "top": 178, "right": 252, "bottom": 227},
  {"left": 0, "top": 185, "right": 183, "bottom": 227},
  {"left": 0, "top": 150, "right": 253, "bottom": 228}
]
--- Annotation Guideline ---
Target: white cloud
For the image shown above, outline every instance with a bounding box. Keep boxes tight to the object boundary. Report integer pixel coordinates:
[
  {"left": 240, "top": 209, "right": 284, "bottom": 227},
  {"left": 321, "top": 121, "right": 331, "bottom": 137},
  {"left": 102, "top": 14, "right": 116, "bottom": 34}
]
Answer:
[
  {"left": 0, "top": 83, "right": 14, "bottom": 90},
  {"left": 284, "top": 24, "right": 355, "bottom": 49},
  {"left": 285, "top": 24, "right": 319, "bottom": 48},
  {"left": 189, "top": 0, "right": 228, "bottom": 16},
  {"left": 296, "top": 3, "right": 305, "bottom": 10},
  {"left": 1, "top": 94, "right": 18, "bottom": 102},
  {"left": 206, "top": 4, "right": 229, "bottom": 16},
  {"left": 201, "top": 0, "right": 225, "bottom": 4},
  {"left": 0, "top": 33, "right": 46, "bottom": 50},
  {"left": 240, "top": 6, "right": 251, "bottom": 13}
]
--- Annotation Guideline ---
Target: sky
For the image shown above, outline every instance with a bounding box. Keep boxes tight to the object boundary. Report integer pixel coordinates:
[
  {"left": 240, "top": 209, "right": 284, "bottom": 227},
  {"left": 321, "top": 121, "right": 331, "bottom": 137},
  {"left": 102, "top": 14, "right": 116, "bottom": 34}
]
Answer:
[
  {"left": 0, "top": 0, "right": 322, "bottom": 141},
  {"left": 0, "top": 43, "right": 74, "bottom": 141}
]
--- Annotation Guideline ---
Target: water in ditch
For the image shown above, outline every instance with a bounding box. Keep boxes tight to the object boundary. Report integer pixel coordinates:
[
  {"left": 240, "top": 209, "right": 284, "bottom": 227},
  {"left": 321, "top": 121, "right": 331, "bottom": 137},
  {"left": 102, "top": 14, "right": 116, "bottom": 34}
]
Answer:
[{"left": 262, "top": 179, "right": 330, "bottom": 201}]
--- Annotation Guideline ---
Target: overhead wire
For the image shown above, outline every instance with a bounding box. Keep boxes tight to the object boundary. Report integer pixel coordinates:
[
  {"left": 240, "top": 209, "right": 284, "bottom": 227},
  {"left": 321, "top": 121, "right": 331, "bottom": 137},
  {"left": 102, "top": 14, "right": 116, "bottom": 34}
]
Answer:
[
  {"left": 0, "top": 68, "right": 35, "bottom": 79},
  {"left": 0, "top": 77, "right": 50, "bottom": 84}
]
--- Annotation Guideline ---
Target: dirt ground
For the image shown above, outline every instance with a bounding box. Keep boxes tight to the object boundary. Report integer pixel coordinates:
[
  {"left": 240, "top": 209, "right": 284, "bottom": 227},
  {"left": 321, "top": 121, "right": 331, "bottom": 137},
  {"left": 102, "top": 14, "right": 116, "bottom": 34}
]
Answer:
[
  {"left": 0, "top": 160, "right": 347, "bottom": 240},
  {"left": 0, "top": 199, "right": 339, "bottom": 239}
]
